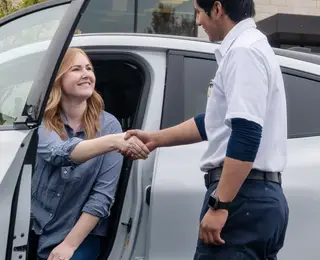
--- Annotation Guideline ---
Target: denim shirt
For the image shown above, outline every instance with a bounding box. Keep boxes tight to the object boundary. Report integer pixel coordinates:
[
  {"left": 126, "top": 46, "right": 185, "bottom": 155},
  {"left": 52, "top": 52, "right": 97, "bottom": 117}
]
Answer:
[{"left": 31, "top": 111, "right": 123, "bottom": 258}]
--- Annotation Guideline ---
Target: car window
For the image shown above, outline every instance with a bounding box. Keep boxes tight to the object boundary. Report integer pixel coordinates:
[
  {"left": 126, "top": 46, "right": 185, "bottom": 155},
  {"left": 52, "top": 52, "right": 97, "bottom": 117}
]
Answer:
[
  {"left": 0, "top": 4, "right": 69, "bottom": 126},
  {"left": 283, "top": 73, "right": 320, "bottom": 138},
  {"left": 75, "top": 0, "right": 196, "bottom": 36},
  {"left": 184, "top": 57, "right": 218, "bottom": 119},
  {"left": 163, "top": 55, "right": 320, "bottom": 139},
  {"left": 76, "top": 0, "right": 135, "bottom": 33}
]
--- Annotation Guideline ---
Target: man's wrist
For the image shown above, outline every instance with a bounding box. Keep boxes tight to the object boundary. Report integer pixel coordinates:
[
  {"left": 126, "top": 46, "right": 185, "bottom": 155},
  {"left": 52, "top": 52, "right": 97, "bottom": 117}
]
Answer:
[
  {"left": 151, "top": 131, "right": 162, "bottom": 148},
  {"left": 208, "top": 193, "right": 231, "bottom": 211}
]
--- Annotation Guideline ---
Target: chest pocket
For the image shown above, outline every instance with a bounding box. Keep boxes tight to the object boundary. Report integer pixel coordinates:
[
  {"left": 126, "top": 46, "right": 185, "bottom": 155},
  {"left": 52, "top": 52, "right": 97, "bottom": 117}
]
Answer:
[{"left": 61, "top": 157, "right": 99, "bottom": 183}]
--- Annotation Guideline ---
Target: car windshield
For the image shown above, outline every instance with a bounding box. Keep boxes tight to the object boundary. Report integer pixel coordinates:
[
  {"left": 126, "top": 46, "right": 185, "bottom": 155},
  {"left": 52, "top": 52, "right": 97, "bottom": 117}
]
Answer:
[{"left": 0, "top": 4, "right": 69, "bottom": 126}]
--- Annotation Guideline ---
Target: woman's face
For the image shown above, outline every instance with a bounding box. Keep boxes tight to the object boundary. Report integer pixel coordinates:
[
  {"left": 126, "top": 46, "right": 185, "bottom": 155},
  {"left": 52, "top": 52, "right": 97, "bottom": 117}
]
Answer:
[{"left": 61, "top": 53, "right": 96, "bottom": 101}]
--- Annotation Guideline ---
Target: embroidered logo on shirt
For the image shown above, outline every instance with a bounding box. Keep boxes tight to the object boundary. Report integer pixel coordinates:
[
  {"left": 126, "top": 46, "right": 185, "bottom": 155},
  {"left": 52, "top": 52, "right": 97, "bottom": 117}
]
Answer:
[{"left": 207, "top": 79, "right": 214, "bottom": 98}]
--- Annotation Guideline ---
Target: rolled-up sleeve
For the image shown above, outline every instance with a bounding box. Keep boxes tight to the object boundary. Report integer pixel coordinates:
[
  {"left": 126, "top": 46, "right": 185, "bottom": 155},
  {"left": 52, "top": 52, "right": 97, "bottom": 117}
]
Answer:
[
  {"left": 37, "top": 123, "right": 83, "bottom": 167},
  {"left": 82, "top": 119, "right": 124, "bottom": 218}
]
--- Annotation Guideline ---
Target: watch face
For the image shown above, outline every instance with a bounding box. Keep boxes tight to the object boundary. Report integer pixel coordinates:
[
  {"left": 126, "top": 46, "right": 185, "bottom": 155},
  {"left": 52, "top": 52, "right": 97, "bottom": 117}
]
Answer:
[{"left": 208, "top": 195, "right": 218, "bottom": 209}]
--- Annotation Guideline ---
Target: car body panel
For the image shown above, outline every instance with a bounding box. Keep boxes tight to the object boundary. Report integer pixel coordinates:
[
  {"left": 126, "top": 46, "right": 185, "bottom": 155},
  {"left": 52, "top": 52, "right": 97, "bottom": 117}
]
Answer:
[{"left": 148, "top": 136, "right": 320, "bottom": 259}]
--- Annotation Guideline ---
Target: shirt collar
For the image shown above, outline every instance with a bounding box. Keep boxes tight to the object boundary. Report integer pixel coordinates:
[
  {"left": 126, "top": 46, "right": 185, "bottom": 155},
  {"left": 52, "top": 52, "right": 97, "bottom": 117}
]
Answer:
[
  {"left": 215, "top": 18, "right": 257, "bottom": 64},
  {"left": 60, "top": 113, "right": 84, "bottom": 133}
]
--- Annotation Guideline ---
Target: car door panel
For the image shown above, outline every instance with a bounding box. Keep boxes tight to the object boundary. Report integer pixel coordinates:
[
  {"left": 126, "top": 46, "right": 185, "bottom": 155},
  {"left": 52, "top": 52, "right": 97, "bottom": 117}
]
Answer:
[
  {"left": 279, "top": 136, "right": 320, "bottom": 259},
  {"left": 147, "top": 143, "right": 207, "bottom": 260},
  {"left": 0, "top": 0, "right": 93, "bottom": 258}
]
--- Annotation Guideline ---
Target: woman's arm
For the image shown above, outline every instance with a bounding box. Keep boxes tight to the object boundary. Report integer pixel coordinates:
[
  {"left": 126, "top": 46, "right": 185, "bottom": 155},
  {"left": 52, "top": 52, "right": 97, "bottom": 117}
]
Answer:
[
  {"left": 63, "top": 212, "right": 99, "bottom": 250},
  {"left": 69, "top": 131, "right": 127, "bottom": 163},
  {"left": 37, "top": 122, "right": 149, "bottom": 167},
  {"left": 47, "top": 213, "right": 100, "bottom": 260}
]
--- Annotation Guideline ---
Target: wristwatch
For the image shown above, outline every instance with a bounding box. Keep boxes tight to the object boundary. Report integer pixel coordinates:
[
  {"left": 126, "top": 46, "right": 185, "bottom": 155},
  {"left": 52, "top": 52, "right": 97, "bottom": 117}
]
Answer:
[{"left": 208, "top": 194, "right": 230, "bottom": 211}]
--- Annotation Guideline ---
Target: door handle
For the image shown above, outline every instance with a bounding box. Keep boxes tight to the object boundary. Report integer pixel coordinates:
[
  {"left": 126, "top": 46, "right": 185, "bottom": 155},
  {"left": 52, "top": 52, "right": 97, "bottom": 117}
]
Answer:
[{"left": 145, "top": 185, "right": 151, "bottom": 205}]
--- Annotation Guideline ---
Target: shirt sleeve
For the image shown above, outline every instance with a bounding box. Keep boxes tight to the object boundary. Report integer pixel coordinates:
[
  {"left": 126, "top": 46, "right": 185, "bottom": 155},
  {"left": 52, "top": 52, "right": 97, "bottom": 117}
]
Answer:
[
  {"left": 223, "top": 47, "right": 269, "bottom": 128},
  {"left": 37, "top": 123, "right": 83, "bottom": 167},
  {"left": 194, "top": 113, "right": 207, "bottom": 141},
  {"left": 82, "top": 119, "right": 124, "bottom": 218}
]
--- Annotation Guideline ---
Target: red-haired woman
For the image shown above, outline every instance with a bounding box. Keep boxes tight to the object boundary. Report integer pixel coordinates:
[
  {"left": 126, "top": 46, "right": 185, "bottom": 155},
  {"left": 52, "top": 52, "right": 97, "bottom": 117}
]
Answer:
[{"left": 30, "top": 48, "right": 149, "bottom": 260}]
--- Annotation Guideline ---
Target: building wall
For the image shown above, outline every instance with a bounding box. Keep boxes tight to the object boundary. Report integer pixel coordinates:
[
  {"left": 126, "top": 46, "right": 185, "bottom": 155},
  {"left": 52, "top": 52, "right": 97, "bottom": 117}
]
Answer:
[{"left": 198, "top": 0, "right": 320, "bottom": 38}]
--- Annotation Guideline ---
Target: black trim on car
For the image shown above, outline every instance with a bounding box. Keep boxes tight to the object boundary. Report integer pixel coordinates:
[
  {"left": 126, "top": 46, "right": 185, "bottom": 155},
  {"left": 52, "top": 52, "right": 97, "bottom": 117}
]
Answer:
[
  {"left": 0, "top": 0, "right": 71, "bottom": 27},
  {"left": 281, "top": 66, "right": 320, "bottom": 81},
  {"left": 281, "top": 67, "right": 320, "bottom": 139},
  {"left": 161, "top": 53, "right": 185, "bottom": 129},
  {"left": 5, "top": 170, "right": 22, "bottom": 260},
  {"left": 161, "top": 50, "right": 216, "bottom": 129},
  {"left": 168, "top": 50, "right": 215, "bottom": 60}
]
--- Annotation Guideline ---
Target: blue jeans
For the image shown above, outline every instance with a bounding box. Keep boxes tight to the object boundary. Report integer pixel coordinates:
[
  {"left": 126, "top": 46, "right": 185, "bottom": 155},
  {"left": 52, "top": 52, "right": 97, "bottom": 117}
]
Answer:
[
  {"left": 71, "top": 235, "right": 101, "bottom": 260},
  {"left": 193, "top": 179, "right": 289, "bottom": 260},
  {"left": 29, "top": 233, "right": 101, "bottom": 260}
]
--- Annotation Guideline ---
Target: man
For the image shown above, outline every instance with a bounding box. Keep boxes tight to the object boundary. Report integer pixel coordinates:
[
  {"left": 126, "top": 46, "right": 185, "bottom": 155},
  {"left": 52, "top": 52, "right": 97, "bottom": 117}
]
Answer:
[{"left": 124, "top": 0, "right": 289, "bottom": 259}]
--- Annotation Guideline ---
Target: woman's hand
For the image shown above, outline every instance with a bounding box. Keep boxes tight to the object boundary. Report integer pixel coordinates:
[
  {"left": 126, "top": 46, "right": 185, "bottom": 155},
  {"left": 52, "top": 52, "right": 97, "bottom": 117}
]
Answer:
[
  {"left": 48, "top": 240, "right": 75, "bottom": 260},
  {"left": 114, "top": 133, "right": 150, "bottom": 159}
]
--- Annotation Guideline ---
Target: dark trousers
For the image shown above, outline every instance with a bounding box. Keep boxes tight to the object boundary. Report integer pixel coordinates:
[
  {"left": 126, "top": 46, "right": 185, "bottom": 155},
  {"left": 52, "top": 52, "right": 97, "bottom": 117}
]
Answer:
[{"left": 194, "top": 179, "right": 289, "bottom": 260}]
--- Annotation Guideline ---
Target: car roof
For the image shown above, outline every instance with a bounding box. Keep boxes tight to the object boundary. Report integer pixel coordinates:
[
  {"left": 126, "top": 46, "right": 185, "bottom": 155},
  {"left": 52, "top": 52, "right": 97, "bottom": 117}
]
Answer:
[
  {"left": 0, "top": 33, "right": 319, "bottom": 76},
  {"left": 71, "top": 33, "right": 320, "bottom": 75}
]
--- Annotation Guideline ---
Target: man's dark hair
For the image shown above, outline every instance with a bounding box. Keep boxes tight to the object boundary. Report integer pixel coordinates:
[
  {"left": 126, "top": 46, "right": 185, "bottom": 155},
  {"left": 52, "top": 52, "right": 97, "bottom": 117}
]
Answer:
[{"left": 196, "top": 0, "right": 256, "bottom": 23}]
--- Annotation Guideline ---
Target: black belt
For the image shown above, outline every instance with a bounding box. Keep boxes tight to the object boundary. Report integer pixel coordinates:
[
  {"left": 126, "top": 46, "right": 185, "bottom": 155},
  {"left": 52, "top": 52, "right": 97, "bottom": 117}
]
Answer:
[{"left": 204, "top": 167, "right": 282, "bottom": 189}]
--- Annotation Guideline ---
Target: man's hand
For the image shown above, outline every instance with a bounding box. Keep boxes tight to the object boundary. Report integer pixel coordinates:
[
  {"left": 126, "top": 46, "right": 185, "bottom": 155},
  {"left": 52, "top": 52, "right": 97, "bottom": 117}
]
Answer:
[
  {"left": 48, "top": 240, "right": 75, "bottom": 260},
  {"left": 114, "top": 133, "right": 150, "bottom": 159},
  {"left": 121, "top": 130, "right": 158, "bottom": 159},
  {"left": 199, "top": 208, "right": 228, "bottom": 245}
]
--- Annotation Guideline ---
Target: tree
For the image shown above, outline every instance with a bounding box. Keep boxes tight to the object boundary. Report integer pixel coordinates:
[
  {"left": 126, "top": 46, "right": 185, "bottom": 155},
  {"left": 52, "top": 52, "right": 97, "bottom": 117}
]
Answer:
[
  {"left": 0, "top": 0, "right": 46, "bottom": 19},
  {"left": 144, "top": 3, "right": 196, "bottom": 37}
]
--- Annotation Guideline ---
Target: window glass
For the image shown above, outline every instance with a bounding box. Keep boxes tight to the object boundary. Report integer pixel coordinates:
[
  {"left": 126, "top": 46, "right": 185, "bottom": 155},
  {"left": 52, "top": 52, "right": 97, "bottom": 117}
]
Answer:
[
  {"left": 0, "top": 4, "right": 69, "bottom": 126},
  {"left": 77, "top": 0, "right": 135, "bottom": 33},
  {"left": 283, "top": 74, "right": 320, "bottom": 138},
  {"left": 137, "top": 0, "right": 196, "bottom": 36},
  {"left": 166, "top": 56, "right": 320, "bottom": 138},
  {"left": 183, "top": 57, "right": 217, "bottom": 119}
]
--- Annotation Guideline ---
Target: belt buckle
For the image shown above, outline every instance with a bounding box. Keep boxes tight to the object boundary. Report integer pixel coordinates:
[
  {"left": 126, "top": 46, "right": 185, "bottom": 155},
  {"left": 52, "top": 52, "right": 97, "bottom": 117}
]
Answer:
[
  {"left": 204, "top": 174, "right": 209, "bottom": 189},
  {"left": 278, "top": 172, "right": 282, "bottom": 185}
]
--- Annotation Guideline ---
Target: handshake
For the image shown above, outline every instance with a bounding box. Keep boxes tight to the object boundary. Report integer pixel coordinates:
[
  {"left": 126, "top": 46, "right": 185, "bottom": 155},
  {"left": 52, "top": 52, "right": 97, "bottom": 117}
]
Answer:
[{"left": 115, "top": 129, "right": 157, "bottom": 160}]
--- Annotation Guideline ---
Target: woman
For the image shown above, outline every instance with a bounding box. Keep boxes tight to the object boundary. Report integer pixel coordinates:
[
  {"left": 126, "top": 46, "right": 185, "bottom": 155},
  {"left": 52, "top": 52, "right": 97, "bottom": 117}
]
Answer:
[{"left": 30, "top": 48, "right": 149, "bottom": 260}]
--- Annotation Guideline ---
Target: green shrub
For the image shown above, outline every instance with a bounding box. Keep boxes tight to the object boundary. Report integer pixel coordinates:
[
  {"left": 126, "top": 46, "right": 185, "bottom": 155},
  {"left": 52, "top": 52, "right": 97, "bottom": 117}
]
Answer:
[{"left": 0, "top": 0, "right": 46, "bottom": 19}]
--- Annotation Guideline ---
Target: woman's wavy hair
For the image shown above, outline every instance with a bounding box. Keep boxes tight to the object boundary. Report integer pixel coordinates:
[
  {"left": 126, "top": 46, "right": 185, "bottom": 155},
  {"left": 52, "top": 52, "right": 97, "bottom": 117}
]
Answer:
[{"left": 43, "top": 48, "right": 104, "bottom": 140}]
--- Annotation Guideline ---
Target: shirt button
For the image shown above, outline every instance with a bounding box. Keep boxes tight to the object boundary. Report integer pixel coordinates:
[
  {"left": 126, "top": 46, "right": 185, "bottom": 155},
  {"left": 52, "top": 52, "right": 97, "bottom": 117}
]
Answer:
[
  {"left": 49, "top": 213, "right": 53, "bottom": 217},
  {"left": 57, "top": 193, "right": 60, "bottom": 197}
]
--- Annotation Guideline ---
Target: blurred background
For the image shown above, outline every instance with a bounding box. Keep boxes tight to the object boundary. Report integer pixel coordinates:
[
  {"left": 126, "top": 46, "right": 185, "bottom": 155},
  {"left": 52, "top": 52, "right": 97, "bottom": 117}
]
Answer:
[{"left": 1, "top": 0, "right": 320, "bottom": 53}]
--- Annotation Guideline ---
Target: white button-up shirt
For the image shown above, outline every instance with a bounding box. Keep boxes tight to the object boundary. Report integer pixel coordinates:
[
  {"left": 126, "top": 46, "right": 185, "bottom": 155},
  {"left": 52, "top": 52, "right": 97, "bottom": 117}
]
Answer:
[{"left": 200, "top": 18, "right": 287, "bottom": 173}]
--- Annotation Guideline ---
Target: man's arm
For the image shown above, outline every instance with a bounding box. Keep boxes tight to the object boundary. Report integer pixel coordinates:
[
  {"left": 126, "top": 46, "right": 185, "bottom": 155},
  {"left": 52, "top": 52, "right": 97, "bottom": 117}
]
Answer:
[
  {"left": 124, "top": 113, "right": 207, "bottom": 153},
  {"left": 215, "top": 118, "right": 262, "bottom": 202},
  {"left": 215, "top": 47, "right": 268, "bottom": 202},
  {"left": 153, "top": 113, "right": 207, "bottom": 148}
]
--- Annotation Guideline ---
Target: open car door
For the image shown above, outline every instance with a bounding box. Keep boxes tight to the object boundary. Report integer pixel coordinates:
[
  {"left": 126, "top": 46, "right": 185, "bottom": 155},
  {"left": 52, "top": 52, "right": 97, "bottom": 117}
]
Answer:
[{"left": 0, "top": 0, "right": 91, "bottom": 258}]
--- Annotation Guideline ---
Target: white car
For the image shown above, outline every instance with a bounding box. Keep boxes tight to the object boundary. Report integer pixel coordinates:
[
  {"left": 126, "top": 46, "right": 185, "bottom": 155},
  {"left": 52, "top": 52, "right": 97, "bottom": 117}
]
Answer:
[{"left": 1, "top": 1, "right": 320, "bottom": 259}]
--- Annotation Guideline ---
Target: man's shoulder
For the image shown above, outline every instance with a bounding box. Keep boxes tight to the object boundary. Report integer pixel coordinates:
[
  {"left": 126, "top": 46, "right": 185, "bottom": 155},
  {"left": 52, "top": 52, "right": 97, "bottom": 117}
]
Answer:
[{"left": 234, "top": 27, "right": 268, "bottom": 48}]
